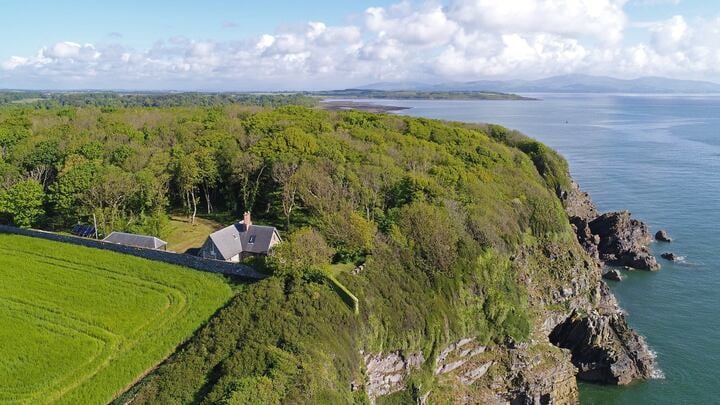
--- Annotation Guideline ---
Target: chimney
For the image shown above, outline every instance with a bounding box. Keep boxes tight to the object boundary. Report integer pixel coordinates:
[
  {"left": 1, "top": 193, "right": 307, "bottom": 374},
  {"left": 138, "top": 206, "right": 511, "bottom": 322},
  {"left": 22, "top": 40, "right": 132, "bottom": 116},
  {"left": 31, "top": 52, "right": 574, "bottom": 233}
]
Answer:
[{"left": 243, "top": 212, "right": 252, "bottom": 230}]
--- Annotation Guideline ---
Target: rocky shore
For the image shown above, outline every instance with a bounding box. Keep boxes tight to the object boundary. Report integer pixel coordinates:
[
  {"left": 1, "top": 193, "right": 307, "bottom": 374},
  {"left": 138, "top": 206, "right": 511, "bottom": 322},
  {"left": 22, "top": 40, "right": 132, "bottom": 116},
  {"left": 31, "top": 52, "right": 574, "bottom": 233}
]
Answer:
[
  {"left": 552, "top": 180, "right": 657, "bottom": 385},
  {"left": 361, "top": 179, "right": 658, "bottom": 403},
  {"left": 562, "top": 181, "right": 660, "bottom": 271}
]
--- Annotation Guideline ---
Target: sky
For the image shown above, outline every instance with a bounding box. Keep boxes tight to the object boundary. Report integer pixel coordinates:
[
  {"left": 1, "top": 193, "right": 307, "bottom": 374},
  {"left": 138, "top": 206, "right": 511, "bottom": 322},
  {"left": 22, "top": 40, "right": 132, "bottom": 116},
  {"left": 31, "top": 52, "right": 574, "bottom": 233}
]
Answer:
[{"left": 1, "top": 0, "right": 720, "bottom": 90}]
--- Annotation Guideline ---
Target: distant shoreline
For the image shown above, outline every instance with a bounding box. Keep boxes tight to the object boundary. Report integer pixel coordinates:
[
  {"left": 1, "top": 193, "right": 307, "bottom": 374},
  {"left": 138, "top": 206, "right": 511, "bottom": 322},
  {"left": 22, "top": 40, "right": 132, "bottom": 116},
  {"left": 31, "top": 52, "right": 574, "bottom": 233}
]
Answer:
[
  {"left": 311, "top": 89, "right": 536, "bottom": 101},
  {"left": 320, "top": 100, "right": 410, "bottom": 113}
]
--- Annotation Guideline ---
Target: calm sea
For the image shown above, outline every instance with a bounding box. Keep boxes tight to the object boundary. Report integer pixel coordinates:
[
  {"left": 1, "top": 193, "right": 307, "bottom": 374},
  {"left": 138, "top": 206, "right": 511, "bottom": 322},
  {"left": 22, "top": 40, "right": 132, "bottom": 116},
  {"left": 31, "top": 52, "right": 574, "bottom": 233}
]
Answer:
[{"left": 355, "top": 94, "right": 720, "bottom": 404}]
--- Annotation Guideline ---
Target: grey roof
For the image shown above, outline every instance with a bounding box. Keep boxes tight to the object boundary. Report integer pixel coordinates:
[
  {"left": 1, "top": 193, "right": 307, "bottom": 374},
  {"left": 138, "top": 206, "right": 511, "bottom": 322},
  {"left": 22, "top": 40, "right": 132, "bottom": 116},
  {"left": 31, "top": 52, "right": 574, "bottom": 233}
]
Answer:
[
  {"left": 103, "top": 232, "right": 167, "bottom": 250},
  {"left": 207, "top": 221, "right": 279, "bottom": 260}
]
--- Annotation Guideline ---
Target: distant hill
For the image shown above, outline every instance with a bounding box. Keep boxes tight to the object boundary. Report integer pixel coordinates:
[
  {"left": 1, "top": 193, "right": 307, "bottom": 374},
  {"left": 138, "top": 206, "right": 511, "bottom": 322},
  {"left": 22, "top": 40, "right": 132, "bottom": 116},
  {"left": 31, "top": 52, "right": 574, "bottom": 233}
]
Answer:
[
  {"left": 359, "top": 74, "right": 720, "bottom": 94},
  {"left": 310, "top": 89, "right": 534, "bottom": 100}
]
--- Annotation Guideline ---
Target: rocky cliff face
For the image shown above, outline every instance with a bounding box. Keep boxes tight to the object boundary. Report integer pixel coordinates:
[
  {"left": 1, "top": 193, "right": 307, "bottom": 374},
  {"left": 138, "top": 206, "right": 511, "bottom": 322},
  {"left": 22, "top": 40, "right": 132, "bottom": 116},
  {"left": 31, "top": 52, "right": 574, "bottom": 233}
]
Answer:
[
  {"left": 549, "top": 285, "right": 655, "bottom": 385},
  {"left": 551, "top": 182, "right": 656, "bottom": 385},
  {"left": 364, "top": 180, "right": 657, "bottom": 403},
  {"left": 363, "top": 338, "right": 578, "bottom": 405}
]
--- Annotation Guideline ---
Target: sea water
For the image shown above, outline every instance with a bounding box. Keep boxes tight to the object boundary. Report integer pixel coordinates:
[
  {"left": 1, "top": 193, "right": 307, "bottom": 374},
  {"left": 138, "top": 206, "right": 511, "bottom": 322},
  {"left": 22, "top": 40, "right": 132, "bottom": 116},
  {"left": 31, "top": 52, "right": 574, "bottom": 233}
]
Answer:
[{"left": 358, "top": 94, "right": 720, "bottom": 404}]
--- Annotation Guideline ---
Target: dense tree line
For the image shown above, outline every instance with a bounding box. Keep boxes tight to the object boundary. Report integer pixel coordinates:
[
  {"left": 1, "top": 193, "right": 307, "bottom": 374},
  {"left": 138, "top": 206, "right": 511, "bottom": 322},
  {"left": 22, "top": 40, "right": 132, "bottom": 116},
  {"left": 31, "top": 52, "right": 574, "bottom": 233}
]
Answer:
[
  {"left": 0, "top": 99, "right": 570, "bottom": 262},
  {"left": 0, "top": 91, "right": 316, "bottom": 110}
]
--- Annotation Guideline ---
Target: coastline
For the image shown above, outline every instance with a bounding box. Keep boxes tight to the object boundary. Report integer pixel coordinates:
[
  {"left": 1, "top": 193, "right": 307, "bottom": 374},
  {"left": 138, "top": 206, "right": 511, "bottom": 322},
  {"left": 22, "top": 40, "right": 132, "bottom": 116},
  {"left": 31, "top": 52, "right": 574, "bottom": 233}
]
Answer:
[
  {"left": 320, "top": 100, "right": 410, "bottom": 113},
  {"left": 552, "top": 179, "right": 658, "bottom": 385}
]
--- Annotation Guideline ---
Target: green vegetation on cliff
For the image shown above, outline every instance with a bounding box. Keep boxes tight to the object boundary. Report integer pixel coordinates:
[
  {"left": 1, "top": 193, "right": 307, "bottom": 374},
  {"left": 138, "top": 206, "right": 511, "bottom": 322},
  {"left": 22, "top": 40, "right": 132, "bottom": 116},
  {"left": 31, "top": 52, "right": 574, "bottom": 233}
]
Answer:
[{"left": 0, "top": 99, "right": 578, "bottom": 403}]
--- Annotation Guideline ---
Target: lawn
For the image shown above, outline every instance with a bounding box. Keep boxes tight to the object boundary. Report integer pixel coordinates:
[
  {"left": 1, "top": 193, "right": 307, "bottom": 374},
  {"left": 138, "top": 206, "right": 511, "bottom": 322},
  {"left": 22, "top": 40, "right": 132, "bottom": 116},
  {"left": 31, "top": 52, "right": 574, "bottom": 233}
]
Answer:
[
  {"left": 0, "top": 234, "right": 232, "bottom": 405},
  {"left": 164, "top": 215, "right": 224, "bottom": 254}
]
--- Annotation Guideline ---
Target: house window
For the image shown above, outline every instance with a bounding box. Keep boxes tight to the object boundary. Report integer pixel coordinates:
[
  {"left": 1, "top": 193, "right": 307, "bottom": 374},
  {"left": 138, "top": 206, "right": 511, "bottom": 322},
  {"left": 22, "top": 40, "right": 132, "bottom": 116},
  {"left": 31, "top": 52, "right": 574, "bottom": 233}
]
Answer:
[{"left": 248, "top": 235, "right": 256, "bottom": 244}]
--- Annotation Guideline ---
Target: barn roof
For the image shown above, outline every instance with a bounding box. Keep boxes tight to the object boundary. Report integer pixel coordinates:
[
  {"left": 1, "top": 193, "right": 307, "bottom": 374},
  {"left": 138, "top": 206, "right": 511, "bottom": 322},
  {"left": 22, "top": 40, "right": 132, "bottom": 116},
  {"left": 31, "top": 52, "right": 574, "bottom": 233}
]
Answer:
[
  {"left": 207, "top": 221, "right": 279, "bottom": 260},
  {"left": 103, "top": 232, "right": 167, "bottom": 250}
]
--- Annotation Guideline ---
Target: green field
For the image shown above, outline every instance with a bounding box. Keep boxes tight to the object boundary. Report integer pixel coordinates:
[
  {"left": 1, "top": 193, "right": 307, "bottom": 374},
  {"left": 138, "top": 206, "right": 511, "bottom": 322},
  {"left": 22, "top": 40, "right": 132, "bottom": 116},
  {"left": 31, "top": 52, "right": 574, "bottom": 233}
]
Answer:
[{"left": 0, "top": 234, "right": 232, "bottom": 404}]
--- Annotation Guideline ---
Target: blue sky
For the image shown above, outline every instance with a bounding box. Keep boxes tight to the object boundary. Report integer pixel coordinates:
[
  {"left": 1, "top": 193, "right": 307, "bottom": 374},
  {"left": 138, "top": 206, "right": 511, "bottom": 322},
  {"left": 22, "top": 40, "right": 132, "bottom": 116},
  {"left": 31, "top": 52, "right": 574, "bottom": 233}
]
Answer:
[
  {"left": 0, "top": 1, "right": 392, "bottom": 60},
  {"left": 1, "top": 0, "right": 719, "bottom": 90}
]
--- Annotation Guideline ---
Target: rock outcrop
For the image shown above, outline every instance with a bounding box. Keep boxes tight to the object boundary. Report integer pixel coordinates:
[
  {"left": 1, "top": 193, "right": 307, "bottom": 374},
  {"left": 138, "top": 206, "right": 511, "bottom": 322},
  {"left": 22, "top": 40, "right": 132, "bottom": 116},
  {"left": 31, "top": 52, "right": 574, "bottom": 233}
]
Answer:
[
  {"left": 655, "top": 230, "right": 672, "bottom": 242},
  {"left": 364, "top": 338, "right": 579, "bottom": 404},
  {"left": 364, "top": 351, "right": 424, "bottom": 401},
  {"left": 602, "top": 269, "right": 623, "bottom": 281},
  {"left": 562, "top": 182, "right": 659, "bottom": 271},
  {"left": 549, "top": 289, "right": 655, "bottom": 385},
  {"left": 661, "top": 252, "right": 678, "bottom": 261},
  {"left": 589, "top": 212, "right": 660, "bottom": 271},
  {"left": 553, "top": 182, "right": 657, "bottom": 386},
  {"left": 472, "top": 343, "right": 578, "bottom": 405},
  {"left": 560, "top": 180, "right": 599, "bottom": 220}
]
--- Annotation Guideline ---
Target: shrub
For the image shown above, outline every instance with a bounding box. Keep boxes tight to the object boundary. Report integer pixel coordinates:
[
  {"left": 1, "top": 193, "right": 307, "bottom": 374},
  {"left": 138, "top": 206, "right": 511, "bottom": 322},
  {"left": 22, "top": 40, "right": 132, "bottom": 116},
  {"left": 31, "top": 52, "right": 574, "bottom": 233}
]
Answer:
[{"left": 267, "top": 227, "right": 334, "bottom": 278}]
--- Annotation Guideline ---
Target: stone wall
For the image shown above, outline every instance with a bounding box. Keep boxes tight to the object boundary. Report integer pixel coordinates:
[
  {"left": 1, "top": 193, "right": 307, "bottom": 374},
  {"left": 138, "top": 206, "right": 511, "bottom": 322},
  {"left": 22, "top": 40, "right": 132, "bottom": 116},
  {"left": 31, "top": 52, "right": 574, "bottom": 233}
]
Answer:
[{"left": 0, "top": 225, "right": 267, "bottom": 279}]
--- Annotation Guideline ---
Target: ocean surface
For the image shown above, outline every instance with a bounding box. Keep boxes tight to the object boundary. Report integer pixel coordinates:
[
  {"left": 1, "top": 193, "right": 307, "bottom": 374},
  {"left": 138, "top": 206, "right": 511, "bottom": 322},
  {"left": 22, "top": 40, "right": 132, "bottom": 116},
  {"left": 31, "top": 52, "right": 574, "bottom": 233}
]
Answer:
[{"left": 355, "top": 94, "right": 720, "bottom": 404}]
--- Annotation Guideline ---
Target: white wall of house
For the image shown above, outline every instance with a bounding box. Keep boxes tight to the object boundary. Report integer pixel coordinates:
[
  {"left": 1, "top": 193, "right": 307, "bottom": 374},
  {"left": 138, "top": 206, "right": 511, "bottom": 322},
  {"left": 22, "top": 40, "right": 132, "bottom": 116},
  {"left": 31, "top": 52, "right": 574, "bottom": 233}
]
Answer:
[{"left": 270, "top": 232, "right": 281, "bottom": 249}]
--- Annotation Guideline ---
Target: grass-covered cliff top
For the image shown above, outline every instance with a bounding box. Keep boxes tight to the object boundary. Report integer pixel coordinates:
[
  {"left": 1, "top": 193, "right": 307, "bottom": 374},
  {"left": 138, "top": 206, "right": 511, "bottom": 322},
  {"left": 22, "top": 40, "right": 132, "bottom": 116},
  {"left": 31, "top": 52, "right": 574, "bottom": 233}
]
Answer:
[{"left": 0, "top": 101, "right": 577, "bottom": 403}]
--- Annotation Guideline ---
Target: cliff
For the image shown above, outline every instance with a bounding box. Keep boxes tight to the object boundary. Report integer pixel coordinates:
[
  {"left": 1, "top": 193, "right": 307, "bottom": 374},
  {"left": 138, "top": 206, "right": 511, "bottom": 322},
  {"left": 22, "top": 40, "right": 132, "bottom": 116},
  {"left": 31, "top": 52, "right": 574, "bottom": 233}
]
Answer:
[{"left": 114, "top": 115, "right": 656, "bottom": 405}]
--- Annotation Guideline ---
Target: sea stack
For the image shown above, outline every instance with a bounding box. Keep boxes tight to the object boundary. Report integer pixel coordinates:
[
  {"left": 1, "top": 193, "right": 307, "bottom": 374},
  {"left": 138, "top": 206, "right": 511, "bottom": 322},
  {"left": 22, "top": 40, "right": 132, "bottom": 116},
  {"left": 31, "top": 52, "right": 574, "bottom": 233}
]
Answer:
[{"left": 655, "top": 230, "right": 672, "bottom": 242}]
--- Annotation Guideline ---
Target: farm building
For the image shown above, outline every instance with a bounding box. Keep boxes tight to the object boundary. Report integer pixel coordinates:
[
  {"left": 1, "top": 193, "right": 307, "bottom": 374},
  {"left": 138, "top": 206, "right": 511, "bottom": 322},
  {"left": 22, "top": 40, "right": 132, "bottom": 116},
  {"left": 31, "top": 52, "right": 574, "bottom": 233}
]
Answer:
[
  {"left": 199, "top": 212, "right": 280, "bottom": 262},
  {"left": 103, "top": 232, "right": 168, "bottom": 251}
]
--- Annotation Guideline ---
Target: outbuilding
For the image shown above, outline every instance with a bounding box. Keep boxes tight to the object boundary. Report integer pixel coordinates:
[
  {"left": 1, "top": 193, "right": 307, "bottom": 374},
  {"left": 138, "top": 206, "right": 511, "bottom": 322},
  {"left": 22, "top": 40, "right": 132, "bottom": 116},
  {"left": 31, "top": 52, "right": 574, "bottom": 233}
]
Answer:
[{"left": 103, "top": 232, "right": 168, "bottom": 251}]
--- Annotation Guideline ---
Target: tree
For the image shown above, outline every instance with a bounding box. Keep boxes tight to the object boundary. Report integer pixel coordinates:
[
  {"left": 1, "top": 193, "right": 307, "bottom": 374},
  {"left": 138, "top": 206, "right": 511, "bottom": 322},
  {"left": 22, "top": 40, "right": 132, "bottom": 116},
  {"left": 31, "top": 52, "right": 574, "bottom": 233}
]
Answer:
[
  {"left": 319, "top": 210, "right": 376, "bottom": 261},
  {"left": 231, "top": 152, "right": 266, "bottom": 213},
  {"left": 395, "top": 201, "right": 463, "bottom": 275},
  {"left": 82, "top": 166, "right": 137, "bottom": 234},
  {"left": 196, "top": 147, "right": 219, "bottom": 213},
  {"left": 0, "top": 179, "right": 45, "bottom": 228},
  {"left": 267, "top": 227, "right": 334, "bottom": 278},
  {"left": 21, "top": 139, "right": 61, "bottom": 187},
  {"left": 49, "top": 155, "right": 96, "bottom": 222},
  {"left": 272, "top": 161, "right": 300, "bottom": 229},
  {"left": 175, "top": 153, "right": 202, "bottom": 225}
]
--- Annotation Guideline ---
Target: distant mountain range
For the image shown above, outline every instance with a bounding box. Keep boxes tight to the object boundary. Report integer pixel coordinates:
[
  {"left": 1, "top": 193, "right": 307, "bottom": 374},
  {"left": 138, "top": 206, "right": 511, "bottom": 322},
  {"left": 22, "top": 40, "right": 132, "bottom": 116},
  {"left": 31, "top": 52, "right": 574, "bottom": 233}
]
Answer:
[{"left": 359, "top": 74, "right": 720, "bottom": 94}]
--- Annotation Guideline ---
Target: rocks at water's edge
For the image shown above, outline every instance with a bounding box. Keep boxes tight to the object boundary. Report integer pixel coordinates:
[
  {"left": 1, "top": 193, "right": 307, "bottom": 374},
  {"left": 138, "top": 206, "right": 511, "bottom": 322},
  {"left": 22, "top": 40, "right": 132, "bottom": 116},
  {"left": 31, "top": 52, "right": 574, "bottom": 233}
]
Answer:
[
  {"left": 562, "top": 181, "right": 661, "bottom": 271},
  {"left": 589, "top": 212, "right": 660, "bottom": 271},
  {"left": 602, "top": 269, "right": 623, "bottom": 281},
  {"left": 661, "top": 252, "right": 678, "bottom": 261},
  {"left": 655, "top": 230, "right": 672, "bottom": 242},
  {"left": 549, "top": 291, "right": 655, "bottom": 385},
  {"left": 555, "top": 181, "right": 657, "bottom": 386}
]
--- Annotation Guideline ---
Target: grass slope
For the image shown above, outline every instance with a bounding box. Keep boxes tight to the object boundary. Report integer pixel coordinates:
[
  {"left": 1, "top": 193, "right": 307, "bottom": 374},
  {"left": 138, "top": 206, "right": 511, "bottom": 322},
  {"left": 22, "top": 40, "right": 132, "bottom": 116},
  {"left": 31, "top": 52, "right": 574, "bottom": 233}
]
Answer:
[{"left": 0, "top": 234, "right": 232, "bottom": 405}]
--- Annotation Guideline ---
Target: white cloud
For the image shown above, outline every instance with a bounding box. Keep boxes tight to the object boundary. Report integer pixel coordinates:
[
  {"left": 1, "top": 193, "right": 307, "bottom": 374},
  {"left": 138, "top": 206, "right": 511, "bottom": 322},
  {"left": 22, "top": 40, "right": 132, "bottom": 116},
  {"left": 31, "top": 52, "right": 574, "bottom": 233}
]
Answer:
[
  {"left": 447, "top": 0, "right": 628, "bottom": 44},
  {"left": 365, "top": 4, "right": 459, "bottom": 46},
  {"left": 649, "top": 15, "right": 688, "bottom": 52},
  {"left": 2, "top": 1, "right": 720, "bottom": 89}
]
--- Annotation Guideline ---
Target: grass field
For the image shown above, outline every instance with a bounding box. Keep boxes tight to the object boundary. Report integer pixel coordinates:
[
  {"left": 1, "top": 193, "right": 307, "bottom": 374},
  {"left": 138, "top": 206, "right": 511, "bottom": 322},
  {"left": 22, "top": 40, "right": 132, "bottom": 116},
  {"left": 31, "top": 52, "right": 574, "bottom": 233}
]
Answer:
[
  {"left": 0, "top": 234, "right": 232, "bottom": 405},
  {"left": 165, "top": 215, "right": 224, "bottom": 253}
]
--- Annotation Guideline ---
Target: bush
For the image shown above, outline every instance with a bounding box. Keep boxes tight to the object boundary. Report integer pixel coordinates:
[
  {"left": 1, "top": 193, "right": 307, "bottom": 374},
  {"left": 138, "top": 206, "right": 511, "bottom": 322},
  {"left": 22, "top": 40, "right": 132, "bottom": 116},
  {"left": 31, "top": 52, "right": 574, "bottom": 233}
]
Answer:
[{"left": 267, "top": 227, "right": 334, "bottom": 278}]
